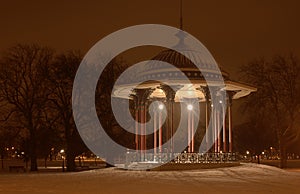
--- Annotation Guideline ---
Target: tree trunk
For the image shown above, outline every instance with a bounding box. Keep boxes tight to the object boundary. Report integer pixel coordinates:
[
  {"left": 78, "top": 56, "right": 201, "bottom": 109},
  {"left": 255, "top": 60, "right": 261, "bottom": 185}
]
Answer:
[
  {"left": 279, "top": 138, "right": 287, "bottom": 168},
  {"left": 1, "top": 152, "right": 4, "bottom": 169},
  {"left": 29, "top": 132, "right": 38, "bottom": 171},
  {"left": 30, "top": 154, "right": 38, "bottom": 171},
  {"left": 64, "top": 121, "right": 77, "bottom": 172},
  {"left": 66, "top": 151, "right": 76, "bottom": 172}
]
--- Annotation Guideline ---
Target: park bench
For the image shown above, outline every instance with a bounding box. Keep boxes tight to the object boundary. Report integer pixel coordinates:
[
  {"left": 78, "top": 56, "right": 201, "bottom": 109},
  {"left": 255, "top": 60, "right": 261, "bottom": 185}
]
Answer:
[{"left": 9, "top": 165, "right": 25, "bottom": 172}]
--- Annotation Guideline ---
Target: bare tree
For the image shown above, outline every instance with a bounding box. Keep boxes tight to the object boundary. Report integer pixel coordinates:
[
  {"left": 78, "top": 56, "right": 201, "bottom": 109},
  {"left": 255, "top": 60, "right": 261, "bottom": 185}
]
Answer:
[
  {"left": 240, "top": 54, "right": 300, "bottom": 168},
  {"left": 95, "top": 57, "right": 133, "bottom": 154},
  {"left": 0, "top": 44, "right": 53, "bottom": 171},
  {"left": 49, "top": 51, "right": 87, "bottom": 171}
]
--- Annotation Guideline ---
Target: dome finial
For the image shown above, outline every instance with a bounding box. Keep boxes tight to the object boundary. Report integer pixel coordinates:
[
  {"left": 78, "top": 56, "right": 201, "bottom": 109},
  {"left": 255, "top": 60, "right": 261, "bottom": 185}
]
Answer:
[{"left": 173, "top": 0, "right": 187, "bottom": 49}]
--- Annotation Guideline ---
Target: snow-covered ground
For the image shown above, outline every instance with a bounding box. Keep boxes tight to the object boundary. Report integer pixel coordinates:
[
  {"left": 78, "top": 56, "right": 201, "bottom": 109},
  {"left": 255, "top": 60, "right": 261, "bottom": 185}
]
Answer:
[{"left": 0, "top": 163, "right": 299, "bottom": 194}]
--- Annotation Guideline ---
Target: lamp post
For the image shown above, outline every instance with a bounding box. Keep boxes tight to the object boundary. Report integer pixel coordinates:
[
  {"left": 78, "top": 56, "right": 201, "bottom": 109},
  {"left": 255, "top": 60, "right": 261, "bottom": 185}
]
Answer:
[
  {"left": 158, "top": 103, "right": 163, "bottom": 155},
  {"left": 154, "top": 103, "right": 164, "bottom": 160},
  {"left": 187, "top": 104, "right": 193, "bottom": 153},
  {"left": 246, "top": 150, "right": 250, "bottom": 161},
  {"left": 60, "top": 149, "right": 65, "bottom": 172}
]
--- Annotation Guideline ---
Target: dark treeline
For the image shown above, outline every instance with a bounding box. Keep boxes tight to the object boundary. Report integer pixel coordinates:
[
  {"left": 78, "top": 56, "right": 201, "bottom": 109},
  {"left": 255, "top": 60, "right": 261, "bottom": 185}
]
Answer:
[
  {"left": 0, "top": 44, "right": 129, "bottom": 171},
  {"left": 235, "top": 54, "right": 300, "bottom": 168},
  {"left": 0, "top": 44, "right": 86, "bottom": 171}
]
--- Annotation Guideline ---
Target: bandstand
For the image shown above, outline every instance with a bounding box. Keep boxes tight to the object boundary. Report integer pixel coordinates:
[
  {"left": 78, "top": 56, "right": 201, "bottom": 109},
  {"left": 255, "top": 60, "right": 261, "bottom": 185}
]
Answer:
[{"left": 112, "top": 31, "right": 256, "bottom": 167}]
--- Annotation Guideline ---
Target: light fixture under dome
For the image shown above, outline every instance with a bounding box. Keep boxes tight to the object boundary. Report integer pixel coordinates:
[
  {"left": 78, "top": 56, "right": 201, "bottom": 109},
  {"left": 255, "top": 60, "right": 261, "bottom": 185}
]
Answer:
[{"left": 158, "top": 104, "right": 164, "bottom": 110}]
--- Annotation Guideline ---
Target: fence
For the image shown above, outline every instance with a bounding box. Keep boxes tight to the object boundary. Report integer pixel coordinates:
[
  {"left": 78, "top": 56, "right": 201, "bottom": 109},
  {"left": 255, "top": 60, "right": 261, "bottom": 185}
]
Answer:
[{"left": 123, "top": 152, "right": 238, "bottom": 165}]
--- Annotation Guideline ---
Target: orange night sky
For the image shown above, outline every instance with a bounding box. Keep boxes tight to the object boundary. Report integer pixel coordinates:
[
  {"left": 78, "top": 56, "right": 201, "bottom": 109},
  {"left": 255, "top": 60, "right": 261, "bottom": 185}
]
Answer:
[{"left": 1, "top": 0, "right": 300, "bottom": 79}]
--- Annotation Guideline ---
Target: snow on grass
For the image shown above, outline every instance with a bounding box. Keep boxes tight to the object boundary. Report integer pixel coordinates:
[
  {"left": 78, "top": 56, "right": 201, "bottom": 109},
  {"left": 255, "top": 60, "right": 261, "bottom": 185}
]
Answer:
[{"left": 0, "top": 163, "right": 299, "bottom": 194}]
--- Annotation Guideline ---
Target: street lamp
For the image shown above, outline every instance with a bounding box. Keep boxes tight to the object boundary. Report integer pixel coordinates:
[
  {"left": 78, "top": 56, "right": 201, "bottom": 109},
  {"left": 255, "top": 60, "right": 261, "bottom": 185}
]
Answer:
[
  {"left": 60, "top": 149, "right": 65, "bottom": 172},
  {"left": 245, "top": 150, "right": 250, "bottom": 161}
]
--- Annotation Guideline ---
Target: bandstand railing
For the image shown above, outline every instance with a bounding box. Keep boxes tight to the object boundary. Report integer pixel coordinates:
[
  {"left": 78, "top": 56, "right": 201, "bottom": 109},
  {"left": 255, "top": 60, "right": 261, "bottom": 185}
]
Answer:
[{"left": 123, "top": 152, "right": 238, "bottom": 166}]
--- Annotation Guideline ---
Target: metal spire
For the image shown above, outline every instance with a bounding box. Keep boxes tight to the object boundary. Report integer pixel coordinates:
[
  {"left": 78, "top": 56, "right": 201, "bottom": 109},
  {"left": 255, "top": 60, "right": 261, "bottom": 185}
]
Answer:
[
  {"left": 180, "top": 0, "right": 183, "bottom": 30},
  {"left": 174, "top": 0, "right": 186, "bottom": 49}
]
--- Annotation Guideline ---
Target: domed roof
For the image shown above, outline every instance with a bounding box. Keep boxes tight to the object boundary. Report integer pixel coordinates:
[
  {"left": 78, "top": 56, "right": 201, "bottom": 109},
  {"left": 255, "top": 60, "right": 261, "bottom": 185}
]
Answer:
[
  {"left": 112, "top": 31, "right": 256, "bottom": 101},
  {"left": 137, "top": 30, "right": 229, "bottom": 82},
  {"left": 138, "top": 48, "right": 229, "bottom": 82}
]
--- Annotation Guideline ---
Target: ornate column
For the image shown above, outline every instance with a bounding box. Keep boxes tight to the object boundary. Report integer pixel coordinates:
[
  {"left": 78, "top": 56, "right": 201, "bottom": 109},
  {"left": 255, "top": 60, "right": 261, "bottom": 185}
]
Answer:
[
  {"left": 227, "top": 91, "right": 236, "bottom": 153},
  {"left": 217, "top": 108, "right": 221, "bottom": 153},
  {"left": 191, "top": 107, "right": 195, "bottom": 153},
  {"left": 133, "top": 88, "right": 154, "bottom": 159},
  {"left": 214, "top": 103, "right": 218, "bottom": 153},
  {"left": 131, "top": 95, "right": 139, "bottom": 151},
  {"left": 188, "top": 108, "right": 191, "bottom": 153},
  {"left": 199, "top": 86, "right": 211, "bottom": 152},
  {"left": 211, "top": 87, "right": 224, "bottom": 153},
  {"left": 153, "top": 106, "right": 157, "bottom": 156},
  {"left": 186, "top": 98, "right": 197, "bottom": 153},
  {"left": 153, "top": 98, "right": 164, "bottom": 157},
  {"left": 222, "top": 94, "right": 227, "bottom": 153},
  {"left": 144, "top": 89, "right": 154, "bottom": 153},
  {"left": 144, "top": 100, "right": 148, "bottom": 151},
  {"left": 140, "top": 102, "right": 145, "bottom": 153},
  {"left": 159, "top": 107, "right": 163, "bottom": 153},
  {"left": 160, "top": 85, "right": 181, "bottom": 153},
  {"left": 217, "top": 90, "right": 226, "bottom": 153},
  {"left": 210, "top": 89, "right": 218, "bottom": 153}
]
